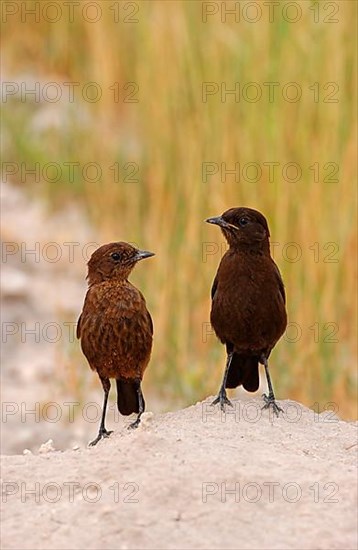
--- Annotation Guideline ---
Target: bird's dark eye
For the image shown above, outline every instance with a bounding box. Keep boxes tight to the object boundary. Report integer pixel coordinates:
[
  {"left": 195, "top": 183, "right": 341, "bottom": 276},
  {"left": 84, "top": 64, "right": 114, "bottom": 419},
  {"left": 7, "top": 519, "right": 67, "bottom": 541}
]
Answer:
[
  {"left": 110, "top": 252, "right": 121, "bottom": 261},
  {"left": 239, "top": 217, "right": 249, "bottom": 227}
]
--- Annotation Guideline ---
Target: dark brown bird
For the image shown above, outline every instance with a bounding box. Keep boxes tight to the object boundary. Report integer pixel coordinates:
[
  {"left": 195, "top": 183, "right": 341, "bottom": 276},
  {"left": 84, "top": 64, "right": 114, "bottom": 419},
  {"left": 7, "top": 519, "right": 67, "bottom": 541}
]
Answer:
[
  {"left": 77, "top": 242, "right": 154, "bottom": 445},
  {"left": 206, "top": 207, "right": 287, "bottom": 415}
]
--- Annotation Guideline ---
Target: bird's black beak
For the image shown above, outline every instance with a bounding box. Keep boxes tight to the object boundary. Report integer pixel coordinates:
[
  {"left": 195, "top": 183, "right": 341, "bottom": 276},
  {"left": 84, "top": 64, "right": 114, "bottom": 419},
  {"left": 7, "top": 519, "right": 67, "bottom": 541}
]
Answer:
[
  {"left": 206, "top": 216, "right": 224, "bottom": 227},
  {"left": 205, "top": 216, "right": 238, "bottom": 230},
  {"left": 135, "top": 250, "right": 155, "bottom": 261}
]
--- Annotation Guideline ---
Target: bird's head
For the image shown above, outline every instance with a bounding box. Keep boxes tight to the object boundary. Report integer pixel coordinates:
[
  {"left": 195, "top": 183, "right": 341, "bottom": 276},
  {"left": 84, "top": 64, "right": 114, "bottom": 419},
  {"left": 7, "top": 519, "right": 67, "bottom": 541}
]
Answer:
[
  {"left": 87, "top": 242, "right": 155, "bottom": 285},
  {"left": 206, "top": 207, "right": 270, "bottom": 250}
]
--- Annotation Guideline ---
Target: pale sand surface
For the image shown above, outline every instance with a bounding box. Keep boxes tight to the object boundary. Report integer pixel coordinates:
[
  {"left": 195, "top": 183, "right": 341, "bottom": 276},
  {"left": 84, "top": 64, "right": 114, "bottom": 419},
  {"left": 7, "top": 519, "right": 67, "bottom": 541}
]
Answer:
[{"left": 1, "top": 397, "right": 357, "bottom": 550}]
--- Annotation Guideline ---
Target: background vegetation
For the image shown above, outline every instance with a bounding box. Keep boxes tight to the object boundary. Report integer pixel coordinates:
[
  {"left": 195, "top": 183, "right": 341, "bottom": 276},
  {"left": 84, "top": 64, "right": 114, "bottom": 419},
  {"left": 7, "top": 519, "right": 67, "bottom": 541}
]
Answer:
[{"left": 2, "top": 0, "right": 357, "bottom": 418}]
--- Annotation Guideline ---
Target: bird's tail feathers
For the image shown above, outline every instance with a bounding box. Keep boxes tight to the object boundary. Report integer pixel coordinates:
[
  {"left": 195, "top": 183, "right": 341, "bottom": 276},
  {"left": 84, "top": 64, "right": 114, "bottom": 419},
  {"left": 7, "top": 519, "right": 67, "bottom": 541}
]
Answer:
[
  {"left": 225, "top": 353, "right": 260, "bottom": 392},
  {"left": 116, "top": 379, "right": 143, "bottom": 415}
]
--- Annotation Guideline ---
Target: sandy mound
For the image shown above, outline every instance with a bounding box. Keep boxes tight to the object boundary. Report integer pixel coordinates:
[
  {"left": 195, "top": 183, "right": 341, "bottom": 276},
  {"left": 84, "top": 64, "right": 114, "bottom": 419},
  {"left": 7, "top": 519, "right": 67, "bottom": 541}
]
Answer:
[{"left": 1, "top": 397, "right": 357, "bottom": 550}]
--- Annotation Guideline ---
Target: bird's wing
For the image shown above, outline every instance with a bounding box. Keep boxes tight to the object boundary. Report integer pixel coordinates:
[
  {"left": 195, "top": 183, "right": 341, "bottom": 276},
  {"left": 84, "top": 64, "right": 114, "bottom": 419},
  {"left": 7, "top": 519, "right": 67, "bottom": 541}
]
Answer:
[
  {"left": 147, "top": 310, "right": 154, "bottom": 336},
  {"left": 76, "top": 314, "right": 82, "bottom": 339},
  {"left": 273, "top": 261, "right": 286, "bottom": 305},
  {"left": 211, "top": 274, "right": 218, "bottom": 300}
]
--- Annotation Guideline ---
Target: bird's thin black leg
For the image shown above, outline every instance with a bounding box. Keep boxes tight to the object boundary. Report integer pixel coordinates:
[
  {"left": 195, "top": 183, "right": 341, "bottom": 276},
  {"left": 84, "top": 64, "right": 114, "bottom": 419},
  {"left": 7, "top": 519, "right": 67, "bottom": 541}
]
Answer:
[
  {"left": 89, "top": 377, "right": 113, "bottom": 446},
  {"left": 211, "top": 352, "right": 234, "bottom": 412},
  {"left": 128, "top": 384, "right": 145, "bottom": 430},
  {"left": 260, "top": 354, "right": 283, "bottom": 417}
]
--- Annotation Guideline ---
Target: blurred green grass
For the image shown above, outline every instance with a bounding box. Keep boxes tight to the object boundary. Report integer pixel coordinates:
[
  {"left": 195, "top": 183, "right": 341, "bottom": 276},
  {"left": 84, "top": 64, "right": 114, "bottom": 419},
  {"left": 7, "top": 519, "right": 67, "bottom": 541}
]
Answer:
[{"left": 1, "top": 0, "right": 357, "bottom": 418}]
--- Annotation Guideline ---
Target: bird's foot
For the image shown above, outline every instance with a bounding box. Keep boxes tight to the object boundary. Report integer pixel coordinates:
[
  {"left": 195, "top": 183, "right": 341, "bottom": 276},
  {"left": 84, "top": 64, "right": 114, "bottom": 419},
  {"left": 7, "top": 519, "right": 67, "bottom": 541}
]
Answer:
[
  {"left": 128, "top": 415, "right": 142, "bottom": 430},
  {"left": 211, "top": 391, "right": 233, "bottom": 413},
  {"left": 89, "top": 428, "right": 113, "bottom": 447},
  {"left": 262, "top": 393, "right": 283, "bottom": 417}
]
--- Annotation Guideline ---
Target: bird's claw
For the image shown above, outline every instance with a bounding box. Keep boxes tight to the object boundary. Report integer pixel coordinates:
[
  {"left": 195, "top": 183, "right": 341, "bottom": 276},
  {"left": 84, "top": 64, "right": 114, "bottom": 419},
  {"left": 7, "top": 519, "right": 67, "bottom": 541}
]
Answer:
[
  {"left": 128, "top": 416, "right": 142, "bottom": 430},
  {"left": 262, "top": 394, "right": 283, "bottom": 417},
  {"left": 89, "top": 429, "right": 113, "bottom": 446},
  {"left": 211, "top": 392, "right": 233, "bottom": 412}
]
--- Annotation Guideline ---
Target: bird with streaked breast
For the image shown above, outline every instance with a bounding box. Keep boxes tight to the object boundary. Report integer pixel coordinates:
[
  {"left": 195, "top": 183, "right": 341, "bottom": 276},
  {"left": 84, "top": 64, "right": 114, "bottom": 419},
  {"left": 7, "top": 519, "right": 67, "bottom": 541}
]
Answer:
[
  {"left": 206, "top": 207, "right": 287, "bottom": 415},
  {"left": 77, "top": 241, "right": 154, "bottom": 446}
]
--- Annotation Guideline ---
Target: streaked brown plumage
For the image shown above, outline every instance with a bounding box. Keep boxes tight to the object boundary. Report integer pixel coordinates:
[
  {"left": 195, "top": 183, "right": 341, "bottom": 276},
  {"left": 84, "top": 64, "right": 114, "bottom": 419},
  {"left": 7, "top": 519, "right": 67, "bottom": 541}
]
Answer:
[
  {"left": 77, "top": 242, "right": 154, "bottom": 445},
  {"left": 206, "top": 207, "right": 287, "bottom": 414}
]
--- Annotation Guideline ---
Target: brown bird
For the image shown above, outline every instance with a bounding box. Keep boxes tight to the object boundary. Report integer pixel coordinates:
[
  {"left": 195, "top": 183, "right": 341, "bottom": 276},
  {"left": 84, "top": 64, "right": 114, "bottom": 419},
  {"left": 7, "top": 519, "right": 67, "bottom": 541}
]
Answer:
[
  {"left": 206, "top": 207, "right": 287, "bottom": 415},
  {"left": 77, "top": 242, "right": 154, "bottom": 445}
]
